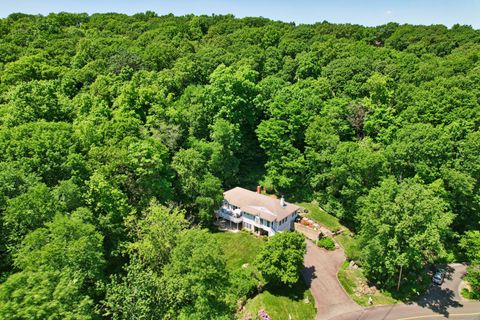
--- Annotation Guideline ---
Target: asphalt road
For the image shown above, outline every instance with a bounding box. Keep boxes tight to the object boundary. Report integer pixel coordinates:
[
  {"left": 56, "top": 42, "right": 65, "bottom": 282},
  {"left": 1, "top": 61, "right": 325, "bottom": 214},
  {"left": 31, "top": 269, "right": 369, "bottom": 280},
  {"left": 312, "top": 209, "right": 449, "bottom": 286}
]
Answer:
[{"left": 329, "top": 263, "right": 480, "bottom": 320}]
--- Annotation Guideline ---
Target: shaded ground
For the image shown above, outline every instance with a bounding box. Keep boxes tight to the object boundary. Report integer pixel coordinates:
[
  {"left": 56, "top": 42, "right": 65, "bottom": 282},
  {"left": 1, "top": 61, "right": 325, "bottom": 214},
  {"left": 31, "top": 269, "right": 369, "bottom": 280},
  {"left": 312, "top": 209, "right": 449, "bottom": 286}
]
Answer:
[
  {"left": 298, "top": 201, "right": 480, "bottom": 319},
  {"left": 214, "top": 230, "right": 316, "bottom": 319},
  {"left": 330, "top": 263, "right": 480, "bottom": 320},
  {"left": 302, "top": 240, "right": 362, "bottom": 320},
  {"left": 337, "top": 260, "right": 398, "bottom": 306},
  {"left": 415, "top": 264, "right": 463, "bottom": 317}
]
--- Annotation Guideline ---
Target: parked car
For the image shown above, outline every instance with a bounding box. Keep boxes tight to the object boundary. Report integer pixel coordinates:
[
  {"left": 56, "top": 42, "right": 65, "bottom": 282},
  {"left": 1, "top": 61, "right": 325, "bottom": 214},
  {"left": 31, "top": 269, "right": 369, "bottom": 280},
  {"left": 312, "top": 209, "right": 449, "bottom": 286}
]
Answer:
[{"left": 432, "top": 269, "right": 445, "bottom": 285}]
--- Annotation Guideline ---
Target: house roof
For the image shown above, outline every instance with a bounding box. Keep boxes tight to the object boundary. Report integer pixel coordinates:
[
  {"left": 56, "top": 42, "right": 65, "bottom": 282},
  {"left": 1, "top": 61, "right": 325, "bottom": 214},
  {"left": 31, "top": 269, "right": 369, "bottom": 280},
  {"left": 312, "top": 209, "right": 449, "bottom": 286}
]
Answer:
[{"left": 223, "top": 187, "right": 300, "bottom": 222}]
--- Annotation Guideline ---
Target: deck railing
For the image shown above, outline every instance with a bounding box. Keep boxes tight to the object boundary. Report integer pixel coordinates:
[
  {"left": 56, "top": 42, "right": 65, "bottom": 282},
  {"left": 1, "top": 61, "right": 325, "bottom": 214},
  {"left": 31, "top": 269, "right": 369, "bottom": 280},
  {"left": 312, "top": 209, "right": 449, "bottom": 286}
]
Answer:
[{"left": 217, "top": 208, "right": 242, "bottom": 224}]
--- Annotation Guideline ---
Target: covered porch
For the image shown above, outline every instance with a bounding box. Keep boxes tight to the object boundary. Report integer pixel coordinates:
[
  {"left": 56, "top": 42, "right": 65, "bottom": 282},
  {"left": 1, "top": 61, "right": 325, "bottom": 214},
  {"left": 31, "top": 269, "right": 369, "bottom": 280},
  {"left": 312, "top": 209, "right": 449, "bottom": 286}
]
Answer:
[
  {"left": 214, "top": 216, "right": 242, "bottom": 232},
  {"left": 254, "top": 225, "right": 269, "bottom": 236},
  {"left": 215, "top": 208, "right": 242, "bottom": 232}
]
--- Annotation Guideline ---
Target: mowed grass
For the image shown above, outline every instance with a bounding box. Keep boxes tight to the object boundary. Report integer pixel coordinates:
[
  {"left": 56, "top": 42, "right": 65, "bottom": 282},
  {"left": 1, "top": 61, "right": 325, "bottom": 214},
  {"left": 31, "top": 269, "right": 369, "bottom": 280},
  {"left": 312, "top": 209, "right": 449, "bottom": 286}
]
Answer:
[
  {"left": 335, "top": 231, "right": 361, "bottom": 262},
  {"left": 297, "top": 201, "right": 341, "bottom": 230},
  {"left": 242, "top": 281, "right": 316, "bottom": 320},
  {"left": 212, "top": 231, "right": 316, "bottom": 319},
  {"left": 337, "top": 261, "right": 397, "bottom": 307},
  {"left": 212, "top": 231, "right": 265, "bottom": 270},
  {"left": 297, "top": 201, "right": 360, "bottom": 261}
]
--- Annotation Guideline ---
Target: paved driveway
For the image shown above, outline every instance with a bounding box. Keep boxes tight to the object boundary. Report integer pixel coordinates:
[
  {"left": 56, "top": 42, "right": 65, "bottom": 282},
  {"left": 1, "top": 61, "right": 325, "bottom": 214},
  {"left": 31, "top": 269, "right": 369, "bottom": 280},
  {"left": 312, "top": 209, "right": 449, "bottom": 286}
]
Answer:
[
  {"left": 301, "top": 240, "right": 362, "bottom": 320},
  {"left": 302, "top": 238, "right": 480, "bottom": 320},
  {"left": 330, "top": 263, "right": 480, "bottom": 320}
]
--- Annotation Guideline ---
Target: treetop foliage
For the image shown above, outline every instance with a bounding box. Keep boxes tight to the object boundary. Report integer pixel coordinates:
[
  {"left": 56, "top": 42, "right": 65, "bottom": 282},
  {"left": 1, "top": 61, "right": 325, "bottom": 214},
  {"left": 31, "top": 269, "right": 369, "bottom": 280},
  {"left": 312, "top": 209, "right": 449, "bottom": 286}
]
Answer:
[{"left": 1, "top": 11, "right": 480, "bottom": 316}]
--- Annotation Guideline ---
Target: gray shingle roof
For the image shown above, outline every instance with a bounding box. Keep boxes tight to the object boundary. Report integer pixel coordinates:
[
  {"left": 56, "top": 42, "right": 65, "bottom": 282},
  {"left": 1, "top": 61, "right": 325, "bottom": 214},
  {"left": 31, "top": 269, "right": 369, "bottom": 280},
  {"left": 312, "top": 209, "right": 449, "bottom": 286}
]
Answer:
[{"left": 223, "top": 187, "right": 300, "bottom": 222}]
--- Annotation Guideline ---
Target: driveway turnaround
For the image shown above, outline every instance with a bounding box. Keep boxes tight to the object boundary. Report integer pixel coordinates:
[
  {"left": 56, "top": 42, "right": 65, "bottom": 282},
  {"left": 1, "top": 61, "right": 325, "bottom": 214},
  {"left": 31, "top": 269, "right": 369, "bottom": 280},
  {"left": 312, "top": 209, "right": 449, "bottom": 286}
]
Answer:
[
  {"left": 301, "top": 240, "right": 362, "bottom": 320},
  {"left": 329, "top": 263, "right": 480, "bottom": 320}
]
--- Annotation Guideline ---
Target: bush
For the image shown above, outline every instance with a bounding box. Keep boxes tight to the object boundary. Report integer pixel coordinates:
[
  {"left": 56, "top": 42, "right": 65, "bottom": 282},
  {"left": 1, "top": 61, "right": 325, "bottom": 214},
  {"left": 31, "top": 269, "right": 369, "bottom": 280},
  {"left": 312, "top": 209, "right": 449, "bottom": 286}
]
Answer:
[
  {"left": 317, "top": 237, "right": 336, "bottom": 250},
  {"left": 464, "top": 265, "right": 480, "bottom": 300}
]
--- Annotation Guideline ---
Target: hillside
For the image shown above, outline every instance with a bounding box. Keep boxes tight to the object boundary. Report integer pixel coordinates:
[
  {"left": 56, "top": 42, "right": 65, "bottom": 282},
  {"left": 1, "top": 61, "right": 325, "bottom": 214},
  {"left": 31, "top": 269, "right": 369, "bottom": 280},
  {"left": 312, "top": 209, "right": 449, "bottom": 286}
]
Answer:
[{"left": 0, "top": 12, "right": 479, "bottom": 318}]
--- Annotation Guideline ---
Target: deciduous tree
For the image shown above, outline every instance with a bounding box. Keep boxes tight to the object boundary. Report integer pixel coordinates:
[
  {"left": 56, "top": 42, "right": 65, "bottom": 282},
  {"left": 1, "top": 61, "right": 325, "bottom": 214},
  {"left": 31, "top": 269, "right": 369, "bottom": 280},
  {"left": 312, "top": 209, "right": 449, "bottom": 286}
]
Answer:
[{"left": 255, "top": 231, "right": 306, "bottom": 286}]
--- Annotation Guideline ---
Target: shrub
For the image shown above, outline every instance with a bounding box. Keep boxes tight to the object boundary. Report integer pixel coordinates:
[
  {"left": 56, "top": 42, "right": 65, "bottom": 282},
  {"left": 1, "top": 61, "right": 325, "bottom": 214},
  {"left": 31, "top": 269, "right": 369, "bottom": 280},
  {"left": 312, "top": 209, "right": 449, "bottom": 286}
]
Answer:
[
  {"left": 317, "top": 237, "right": 336, "bottom": 250},
  {"left": 464, "top": 265, "right": 480, "bottom": 300}
]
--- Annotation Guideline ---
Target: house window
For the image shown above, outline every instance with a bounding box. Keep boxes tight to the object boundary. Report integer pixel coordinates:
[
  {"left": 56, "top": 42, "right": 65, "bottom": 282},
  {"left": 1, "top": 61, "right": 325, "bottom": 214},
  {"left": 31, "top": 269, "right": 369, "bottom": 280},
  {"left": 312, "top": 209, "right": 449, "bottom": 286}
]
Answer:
[
  {"left": 244, "top": 213, "right": 254, "bottom": 221},
  {"left": 260, "top": 218, "right": 269, "bottom": 227}
]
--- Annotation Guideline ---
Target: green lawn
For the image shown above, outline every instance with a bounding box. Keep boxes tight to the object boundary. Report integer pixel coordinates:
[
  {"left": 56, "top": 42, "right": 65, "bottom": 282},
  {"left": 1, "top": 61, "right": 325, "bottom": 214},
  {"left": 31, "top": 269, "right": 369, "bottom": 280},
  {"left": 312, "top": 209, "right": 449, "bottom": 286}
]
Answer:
[
  {"left": 335, "top": 231, "right": 361, "bottom": 262},
  {"left": 297, "top": 201, "right": 360, "bottom": 261},
  {"left": 297, "top": 201, "right": 341, "bottom": 231},
  {"left": 242, "top": 281, "right": 316, "bottom": 320},
  {"left": 212, "top": 231, "right": 316, "bottom": 319},
  {"left": 212, "top": 231, "right": 265, "bottom": 270},
  {"left": 337, "top": 261, "right": 397, "bottom": 306}
]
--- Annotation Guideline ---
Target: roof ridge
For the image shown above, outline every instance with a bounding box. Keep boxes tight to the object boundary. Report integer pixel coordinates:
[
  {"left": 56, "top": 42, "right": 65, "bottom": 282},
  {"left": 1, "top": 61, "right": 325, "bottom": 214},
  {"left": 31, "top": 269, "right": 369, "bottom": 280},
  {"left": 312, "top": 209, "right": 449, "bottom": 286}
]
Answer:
[{"left": 233, "top": 186, "right": 280, "bottom": 201}]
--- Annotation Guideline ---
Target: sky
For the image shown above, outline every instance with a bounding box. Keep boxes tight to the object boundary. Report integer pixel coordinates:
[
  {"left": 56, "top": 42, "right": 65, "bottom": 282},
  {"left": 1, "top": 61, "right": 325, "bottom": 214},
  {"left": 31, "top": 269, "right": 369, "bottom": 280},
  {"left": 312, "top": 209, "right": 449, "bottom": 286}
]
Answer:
[{"left": 0, "top": 0, "right": 479, "bottom": 28}]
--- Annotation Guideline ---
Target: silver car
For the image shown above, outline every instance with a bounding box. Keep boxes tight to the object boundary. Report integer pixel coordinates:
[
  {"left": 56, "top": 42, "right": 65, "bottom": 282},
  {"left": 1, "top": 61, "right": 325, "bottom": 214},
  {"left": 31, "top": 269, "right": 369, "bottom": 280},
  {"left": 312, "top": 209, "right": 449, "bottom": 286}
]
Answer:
[{"left": 432, "top": 269, "right": 445, "bottom": 285}]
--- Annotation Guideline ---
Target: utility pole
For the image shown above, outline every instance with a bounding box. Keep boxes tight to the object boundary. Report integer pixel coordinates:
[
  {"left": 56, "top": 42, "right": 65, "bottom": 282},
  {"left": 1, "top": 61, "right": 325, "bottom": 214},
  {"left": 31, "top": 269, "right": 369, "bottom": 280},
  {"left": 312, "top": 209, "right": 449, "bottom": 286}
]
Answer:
[{"left": 397, "top": 265, "right": 403, "bottom": 291}]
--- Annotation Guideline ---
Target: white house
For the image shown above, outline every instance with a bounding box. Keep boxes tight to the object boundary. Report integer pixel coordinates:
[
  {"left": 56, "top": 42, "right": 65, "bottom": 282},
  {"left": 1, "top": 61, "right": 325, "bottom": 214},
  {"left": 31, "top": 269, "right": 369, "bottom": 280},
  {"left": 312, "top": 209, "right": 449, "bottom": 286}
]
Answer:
[{"left": 216, "top": 187, "right": 300, "bottom": 236}]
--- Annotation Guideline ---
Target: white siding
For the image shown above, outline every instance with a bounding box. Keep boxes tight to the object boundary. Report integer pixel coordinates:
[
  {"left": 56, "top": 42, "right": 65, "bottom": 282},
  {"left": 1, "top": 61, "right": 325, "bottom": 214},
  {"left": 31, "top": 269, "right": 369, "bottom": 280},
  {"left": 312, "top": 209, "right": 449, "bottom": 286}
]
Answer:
[
  {"left": 243, "top": 215, "right": 275, "bottom": 235},
  {"left": 218, "top": 203, "right": 299, "bottom": 236}
]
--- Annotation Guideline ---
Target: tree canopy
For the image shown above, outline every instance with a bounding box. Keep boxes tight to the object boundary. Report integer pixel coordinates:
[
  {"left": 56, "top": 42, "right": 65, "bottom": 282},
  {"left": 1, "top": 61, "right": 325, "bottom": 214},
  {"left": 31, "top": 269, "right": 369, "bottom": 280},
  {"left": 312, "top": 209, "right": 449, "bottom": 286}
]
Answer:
[
  {"left": 1, "top": 11, "right": 480, "bottom": 317},
  {"left": 358, "top": 178, "right": 454, "bottom": 288},
  {"left": 255, "top": 231, "right": 306, "bottom": 286}
]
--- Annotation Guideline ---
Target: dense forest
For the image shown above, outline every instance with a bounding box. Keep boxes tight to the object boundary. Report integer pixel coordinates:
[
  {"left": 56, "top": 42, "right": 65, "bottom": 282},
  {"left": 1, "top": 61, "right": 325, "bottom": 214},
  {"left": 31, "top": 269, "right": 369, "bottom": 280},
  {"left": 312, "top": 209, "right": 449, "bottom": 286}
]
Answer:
[{"left": 0, "top": 11, "right": 479, "bottom": 318}]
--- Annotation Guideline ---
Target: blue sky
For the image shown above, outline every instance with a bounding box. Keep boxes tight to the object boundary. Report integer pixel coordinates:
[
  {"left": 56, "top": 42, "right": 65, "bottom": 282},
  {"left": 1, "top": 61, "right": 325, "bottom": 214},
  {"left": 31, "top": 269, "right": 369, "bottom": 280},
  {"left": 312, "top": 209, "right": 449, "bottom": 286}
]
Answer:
[{"left": 1, "top": 0, "right": 479, "bottom": 28}]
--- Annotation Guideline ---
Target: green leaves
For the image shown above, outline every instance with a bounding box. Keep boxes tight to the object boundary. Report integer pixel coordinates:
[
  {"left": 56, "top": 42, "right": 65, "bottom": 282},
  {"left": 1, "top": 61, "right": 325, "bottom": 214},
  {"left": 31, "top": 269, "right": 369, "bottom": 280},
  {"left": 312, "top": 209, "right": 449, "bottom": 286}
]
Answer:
[
  {"left": 15, "top": 212, "right": 104, "bottom": 277},
  {"left": 0, "top": 121, "right": 76, "bottom": 186},
  {"left": 255, "top": 232, "right": 306, "bottom": 286},
  {"left": 172, "top": 148, "right": 223, "bottom": 224},
  {"left": 1, "top": 11, "right": 480, "bottom": 318},
  {"left": 0, "top": 269, "right": 98, "bottom": 320},
  {"left": 459, "top": 231, "right": 480, "bottom": 264},
  {"left": 161, "top": 229, "right": 231, "bottom": 319},
  {"left": 0, "top": 214, "right": 105, "bottom": 319},
  {"left": 2, "top": 80, "right": 72, "bottom": 127},
  {"left": 104, "top": 258, "right": 161, "bottom": 320},
  {"left": 3, "top": 183, "right": 57, "bottom": 252},
  {"left": 358, "top": 178, "right": 454, "bottom": 288},
  {"left": 126, "top": 202, "right": 187, "bottom": 271}
]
